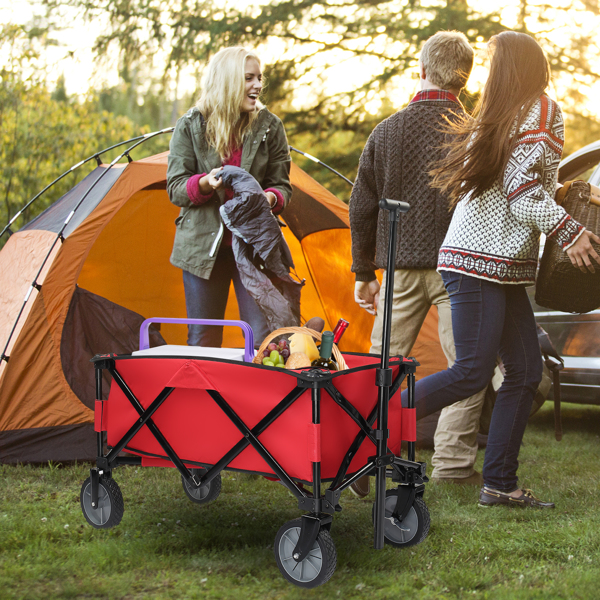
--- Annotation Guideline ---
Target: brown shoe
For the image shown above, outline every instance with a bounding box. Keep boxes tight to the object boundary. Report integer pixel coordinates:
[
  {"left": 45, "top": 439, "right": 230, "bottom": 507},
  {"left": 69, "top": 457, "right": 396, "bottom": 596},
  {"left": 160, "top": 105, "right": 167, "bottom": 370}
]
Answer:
[
  {"left": 349, "top": 475, "right": 370, "bottom": 498},
  {"left": 432, "top": 471, "right": 483, "bottom": 486},
  {"left": 479, "top": 486, "right": 555, "bottom": 509}
]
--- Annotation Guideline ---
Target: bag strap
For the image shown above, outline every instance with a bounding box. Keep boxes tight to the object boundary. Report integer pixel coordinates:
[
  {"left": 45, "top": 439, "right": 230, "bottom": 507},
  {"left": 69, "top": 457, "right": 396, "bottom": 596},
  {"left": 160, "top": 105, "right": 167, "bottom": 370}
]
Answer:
[
  {"left": 556, "top": 179, "right": 600, "bottom": 207},
  {"left": 555, "top": 181, "right": 574, "bottom": 206}
]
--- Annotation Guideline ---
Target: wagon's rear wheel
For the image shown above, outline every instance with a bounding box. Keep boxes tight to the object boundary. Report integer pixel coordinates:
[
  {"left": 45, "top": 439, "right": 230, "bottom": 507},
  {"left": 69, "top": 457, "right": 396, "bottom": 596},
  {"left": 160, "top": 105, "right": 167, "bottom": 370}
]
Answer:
[
  {"left": 274, "top": 519, "right": 337, "bottom": 588},
  {"left": 80, "top": 476, "right": 124, "bottom": 529},
  {"left": 181, "top": 470, "right": 221, "bottom": 505},
  {"left": 373, "top": 489, "right": 430, "bottom": 548}
]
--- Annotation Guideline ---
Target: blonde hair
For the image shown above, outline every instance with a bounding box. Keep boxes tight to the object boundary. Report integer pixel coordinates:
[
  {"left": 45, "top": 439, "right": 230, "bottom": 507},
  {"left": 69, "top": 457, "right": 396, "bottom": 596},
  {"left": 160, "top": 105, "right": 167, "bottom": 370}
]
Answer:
[
  {"left": 196, "top": 47, "right": 262, "bottom": 159},
  {"left": 420, "top": 31, "right": 474, "bottom": 91}
]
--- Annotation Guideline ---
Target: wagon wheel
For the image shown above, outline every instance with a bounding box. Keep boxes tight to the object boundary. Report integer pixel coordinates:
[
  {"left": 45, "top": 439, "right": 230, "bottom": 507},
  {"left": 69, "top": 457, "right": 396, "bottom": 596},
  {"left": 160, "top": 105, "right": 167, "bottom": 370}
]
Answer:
[
  {"left": 80, "top": 476, "right": 124, "bottom": 529},
  {"left": 373, "top": 490, "right": 430, "bottom": 548},
  {"left": 181, "top": 470, "right": 221, "bottom": 505},
  {"left": 274, "top": 519, "right": 337, "bottom": 588}
]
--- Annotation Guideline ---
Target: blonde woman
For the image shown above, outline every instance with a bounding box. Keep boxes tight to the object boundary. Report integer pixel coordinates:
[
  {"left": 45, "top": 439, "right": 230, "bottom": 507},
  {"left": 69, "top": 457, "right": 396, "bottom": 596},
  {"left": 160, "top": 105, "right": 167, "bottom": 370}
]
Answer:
[{"left": 167, "top": 47, "right": 292, "bottom": 347}]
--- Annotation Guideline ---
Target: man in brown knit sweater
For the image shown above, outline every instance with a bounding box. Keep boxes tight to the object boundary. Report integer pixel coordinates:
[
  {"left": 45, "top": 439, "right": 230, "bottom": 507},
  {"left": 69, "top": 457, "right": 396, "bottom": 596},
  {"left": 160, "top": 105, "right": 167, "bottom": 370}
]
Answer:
[{"left": 349, "top": 31, "right": 487, "bottom": 497}]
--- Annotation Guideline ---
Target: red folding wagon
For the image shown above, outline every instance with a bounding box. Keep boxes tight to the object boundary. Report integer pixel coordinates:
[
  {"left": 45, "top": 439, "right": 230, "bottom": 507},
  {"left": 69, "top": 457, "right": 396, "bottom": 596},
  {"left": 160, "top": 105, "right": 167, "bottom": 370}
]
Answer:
[{"left": 80, "top": 199, "right": 430, "bottom": 588}]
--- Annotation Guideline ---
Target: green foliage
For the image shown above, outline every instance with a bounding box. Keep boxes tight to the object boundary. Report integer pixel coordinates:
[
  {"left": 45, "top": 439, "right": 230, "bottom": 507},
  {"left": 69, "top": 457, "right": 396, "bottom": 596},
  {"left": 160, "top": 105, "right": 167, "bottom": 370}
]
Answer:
[
  {"left": 4, "top": 0, "right": 600, "bottom": 230},
  {"left": 38, "top": 0, "right": 600, "bottom": 196},
  {"left": 96, "top": 81, "right": 196, "bottom": 132},
  {"left": 563, "top": 112, "right": 600, "bottom": 158},
  {"left": 1, "top": 404, "right": 600, "bottom": 598},
  {"left": 0, "top": 24, "right": 170, "bottom": 246},
  {"left": 42, "top": 0, "right": 505, "bottom": 137},
  {"left": 0, "top": 81, "right": 133, "bottom": 234}
]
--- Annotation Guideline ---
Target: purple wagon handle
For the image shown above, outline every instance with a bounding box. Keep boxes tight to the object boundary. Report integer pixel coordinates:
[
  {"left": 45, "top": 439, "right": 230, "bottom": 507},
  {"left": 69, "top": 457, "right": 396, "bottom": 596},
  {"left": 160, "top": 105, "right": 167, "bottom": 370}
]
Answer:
[{"left": 139, "top": 318, "right": 255, "bottom": 362}]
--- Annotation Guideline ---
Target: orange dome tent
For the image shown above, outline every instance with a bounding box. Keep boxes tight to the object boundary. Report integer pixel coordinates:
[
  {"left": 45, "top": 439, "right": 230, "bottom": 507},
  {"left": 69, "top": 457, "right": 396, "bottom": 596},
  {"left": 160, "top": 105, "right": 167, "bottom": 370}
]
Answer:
[{"left": 0, "top": 146, "right": 446, "bottom": 464}]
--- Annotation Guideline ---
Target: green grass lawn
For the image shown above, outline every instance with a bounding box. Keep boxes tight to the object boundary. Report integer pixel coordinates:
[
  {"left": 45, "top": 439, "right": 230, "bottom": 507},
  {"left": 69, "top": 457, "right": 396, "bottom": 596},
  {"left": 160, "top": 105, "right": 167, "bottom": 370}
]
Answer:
[{"left": 1, "top": 403, "right": 599, "bottom": 600}]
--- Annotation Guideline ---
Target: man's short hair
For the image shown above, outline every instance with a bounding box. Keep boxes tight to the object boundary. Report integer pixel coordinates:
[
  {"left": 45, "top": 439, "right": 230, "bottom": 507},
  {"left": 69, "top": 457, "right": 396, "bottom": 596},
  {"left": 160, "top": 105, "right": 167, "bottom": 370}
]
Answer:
[{"left": 420, "top": 31, "right": 474, "bottom": 91}]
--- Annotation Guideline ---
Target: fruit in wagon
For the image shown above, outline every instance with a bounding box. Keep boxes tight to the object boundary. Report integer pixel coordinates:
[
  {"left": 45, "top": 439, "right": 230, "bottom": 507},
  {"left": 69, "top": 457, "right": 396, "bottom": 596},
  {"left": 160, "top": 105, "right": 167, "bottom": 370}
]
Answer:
[
  {"left": 277, "top": 339, "right": 290, "bottom": 359},
  {"left": 285, "top": 352, "right": 311, "bottom": 369},
  {"left": 261, "top": 347, "right": 286, "bottom": 367},
  {"left": 288, "top": 333, "right": 320, "bottom": 362}
]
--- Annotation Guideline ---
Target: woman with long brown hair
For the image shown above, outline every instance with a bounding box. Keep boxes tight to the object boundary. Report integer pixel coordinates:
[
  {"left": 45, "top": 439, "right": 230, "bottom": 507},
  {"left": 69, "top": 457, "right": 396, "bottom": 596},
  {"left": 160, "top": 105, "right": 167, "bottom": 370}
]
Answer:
[{"left": 403, "top": 31, "right": 600, "bottom": 507}]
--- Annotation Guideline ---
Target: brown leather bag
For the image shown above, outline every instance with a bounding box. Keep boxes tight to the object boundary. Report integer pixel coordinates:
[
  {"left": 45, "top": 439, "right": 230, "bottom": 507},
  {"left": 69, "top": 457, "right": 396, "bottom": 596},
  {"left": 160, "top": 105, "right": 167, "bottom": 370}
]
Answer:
[{"left": 535, "top": 180, "right": 600, "bottom": 313}]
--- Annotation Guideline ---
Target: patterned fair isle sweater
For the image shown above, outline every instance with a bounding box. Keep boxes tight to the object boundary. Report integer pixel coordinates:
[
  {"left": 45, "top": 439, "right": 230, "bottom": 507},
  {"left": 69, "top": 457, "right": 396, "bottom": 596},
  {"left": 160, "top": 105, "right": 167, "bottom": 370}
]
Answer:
[{"left": 438, "top": 95, "right": 584, "bottom": 285}]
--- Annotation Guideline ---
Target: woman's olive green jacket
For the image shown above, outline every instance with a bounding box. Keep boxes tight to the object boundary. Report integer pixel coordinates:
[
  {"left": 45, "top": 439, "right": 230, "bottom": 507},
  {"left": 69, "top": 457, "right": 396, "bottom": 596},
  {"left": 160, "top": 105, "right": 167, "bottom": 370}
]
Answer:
[{"left": 166, "top": 107, "right": 292, "bottom": 280}]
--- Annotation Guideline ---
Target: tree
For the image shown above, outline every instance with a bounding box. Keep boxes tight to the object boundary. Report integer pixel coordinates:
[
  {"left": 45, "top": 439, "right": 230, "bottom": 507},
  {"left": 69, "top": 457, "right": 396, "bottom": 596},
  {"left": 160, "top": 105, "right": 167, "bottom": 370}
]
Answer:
[
  {"left": 0, "top": 24, "right": 159, "bottom": 247},
  {"left": 41, "top": 0, "right": 600, "bottom": 192},
  {"left": 41, "top": 1, "right": 502, "bottom": 161},
  {"left": 508, "top": 0, "right": 600, "bottom": 155}
]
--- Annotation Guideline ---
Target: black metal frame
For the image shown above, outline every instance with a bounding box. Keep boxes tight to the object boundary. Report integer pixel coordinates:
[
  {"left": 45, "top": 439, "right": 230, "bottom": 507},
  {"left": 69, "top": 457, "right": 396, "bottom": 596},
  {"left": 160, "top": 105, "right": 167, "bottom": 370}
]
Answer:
[
  {"left": 90, "top": 353, "right": 425, "bottom": 549},
  {"left": 89, "top": 196, "right": 427, "bottom": 560}
]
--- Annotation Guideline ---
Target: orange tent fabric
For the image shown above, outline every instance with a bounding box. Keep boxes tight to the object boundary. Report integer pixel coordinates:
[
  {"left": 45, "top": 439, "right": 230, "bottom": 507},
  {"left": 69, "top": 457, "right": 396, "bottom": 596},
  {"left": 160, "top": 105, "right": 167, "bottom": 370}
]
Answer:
[{"left": 0, "top": 153, "right": 446, "bottom": 463}]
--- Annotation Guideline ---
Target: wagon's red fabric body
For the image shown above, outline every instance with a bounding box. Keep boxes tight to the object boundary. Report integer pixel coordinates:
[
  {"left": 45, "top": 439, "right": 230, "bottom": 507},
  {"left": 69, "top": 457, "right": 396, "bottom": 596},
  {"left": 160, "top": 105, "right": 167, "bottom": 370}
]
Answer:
[{"left": 102, "top": 353, "right": 416, "bottom": 482}]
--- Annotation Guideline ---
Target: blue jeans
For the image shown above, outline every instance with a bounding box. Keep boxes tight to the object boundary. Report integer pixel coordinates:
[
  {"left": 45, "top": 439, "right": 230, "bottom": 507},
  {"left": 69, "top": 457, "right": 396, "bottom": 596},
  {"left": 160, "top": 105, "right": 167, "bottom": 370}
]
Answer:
[
  {"left": 182, "top": 246, "right": 270, "bottom": 348},
  {"left": 401, "top": 271, "right": 542, "bottom": 492}
]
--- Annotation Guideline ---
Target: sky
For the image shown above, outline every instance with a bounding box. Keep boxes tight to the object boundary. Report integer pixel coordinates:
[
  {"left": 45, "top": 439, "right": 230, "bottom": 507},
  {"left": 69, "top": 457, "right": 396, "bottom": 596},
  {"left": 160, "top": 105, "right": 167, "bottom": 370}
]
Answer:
[
  {"left": 1, "top": 0, "right": 120, "bottom": 93},
  {"left": 2, "top": 0, "right": 600, "bottom": 116}
]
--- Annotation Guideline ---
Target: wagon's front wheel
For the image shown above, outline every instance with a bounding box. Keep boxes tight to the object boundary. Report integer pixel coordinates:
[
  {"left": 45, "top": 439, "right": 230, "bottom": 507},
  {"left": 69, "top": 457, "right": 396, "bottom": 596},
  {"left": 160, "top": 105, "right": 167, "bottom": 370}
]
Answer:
[
  {"left": 181, "top": 470, "right": 221, "bottom": 505},
  {"left": 373, "top": 489, "right": 430, "bottom": 548},
  {"left": 80, "top": 476, "right": 124, "bottom": 529},
  {"left": 274, "top": 519, "right": 337, "bottom": 588}
]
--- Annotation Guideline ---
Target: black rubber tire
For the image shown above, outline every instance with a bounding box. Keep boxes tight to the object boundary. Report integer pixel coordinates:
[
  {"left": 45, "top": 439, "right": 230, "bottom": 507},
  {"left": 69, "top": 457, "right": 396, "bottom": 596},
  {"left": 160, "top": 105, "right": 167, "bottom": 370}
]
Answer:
[
  {"left": 80, "top": 476, "right": 124, "bottom": 529},
  {"left": 181, "top": 470, "right": 221, "bottom": 505},
  {"left": 274, "top": 519, "right": 337, "bottom": 588},
  {"left": 372, "top": 490, "right": 430, "bottom": 548}
]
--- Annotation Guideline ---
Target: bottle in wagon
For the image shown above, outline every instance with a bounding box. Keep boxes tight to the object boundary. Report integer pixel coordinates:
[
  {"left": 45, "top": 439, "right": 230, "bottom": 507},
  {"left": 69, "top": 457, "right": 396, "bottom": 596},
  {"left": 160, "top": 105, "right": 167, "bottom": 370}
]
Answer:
[
  {"left": 332, "top": 318, "right": 349, "bottom": 345},
  {"left": 311, "top": 331, "right": 338, "bottom": 371}
]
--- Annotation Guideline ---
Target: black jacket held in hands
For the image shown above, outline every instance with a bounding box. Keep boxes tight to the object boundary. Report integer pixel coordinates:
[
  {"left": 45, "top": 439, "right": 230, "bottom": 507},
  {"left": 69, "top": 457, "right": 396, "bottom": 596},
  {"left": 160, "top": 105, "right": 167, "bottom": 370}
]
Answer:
[{"left": 218, "top": 165, "right": 303, "bottom": 331}]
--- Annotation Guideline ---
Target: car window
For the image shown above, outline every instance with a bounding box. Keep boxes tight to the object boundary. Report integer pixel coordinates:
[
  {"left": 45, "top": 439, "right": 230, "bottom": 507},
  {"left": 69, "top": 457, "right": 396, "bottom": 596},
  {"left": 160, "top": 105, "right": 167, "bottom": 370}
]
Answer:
[
  {"left": 560, "top": 322, "right": 600, "bottom": 357},
  {"left": 558, "top": 141, "right": 600, "bottom": 184},
  {"left": 575, "top": 165, "right": 600, "bottom": 185}
]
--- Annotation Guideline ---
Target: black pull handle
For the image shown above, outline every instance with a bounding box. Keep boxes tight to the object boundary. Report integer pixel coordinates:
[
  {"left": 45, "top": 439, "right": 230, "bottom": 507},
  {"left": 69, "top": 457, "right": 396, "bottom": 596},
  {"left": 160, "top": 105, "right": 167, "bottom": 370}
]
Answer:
[{"left": 379, "top": 198, "right": 410, "bottom": 213}]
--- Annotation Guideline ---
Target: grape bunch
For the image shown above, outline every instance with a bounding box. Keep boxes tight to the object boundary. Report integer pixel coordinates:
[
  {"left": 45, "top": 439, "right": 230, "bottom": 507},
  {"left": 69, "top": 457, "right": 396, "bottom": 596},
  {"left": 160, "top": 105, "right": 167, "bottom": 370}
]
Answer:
[{"left": 261, "top": 338, "right": 290, "bottom": 367}]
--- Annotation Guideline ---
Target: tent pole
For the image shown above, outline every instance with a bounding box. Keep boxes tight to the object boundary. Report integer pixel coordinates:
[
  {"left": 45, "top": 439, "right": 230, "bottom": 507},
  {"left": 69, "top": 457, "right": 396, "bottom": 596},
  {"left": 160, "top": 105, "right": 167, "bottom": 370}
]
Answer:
[
  {"left": 289, "top": 147, "right": 354, "bottom": 187},
  {"left": 0, "top": 128, "right": 175, "bottom": 242},
  {"left": 0, "top": 129, "right": 174, "bottom": 364}
]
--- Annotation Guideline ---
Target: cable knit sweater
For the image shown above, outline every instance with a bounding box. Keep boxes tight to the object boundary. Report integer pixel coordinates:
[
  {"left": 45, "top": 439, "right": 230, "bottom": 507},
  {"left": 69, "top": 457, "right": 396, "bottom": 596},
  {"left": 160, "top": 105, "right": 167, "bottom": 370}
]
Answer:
[
  {"left": 350, "top": 90, "right": 465, "bottom": 282},
  {"left": 438, "top": 95, "right": 584, "bottom": 285}
]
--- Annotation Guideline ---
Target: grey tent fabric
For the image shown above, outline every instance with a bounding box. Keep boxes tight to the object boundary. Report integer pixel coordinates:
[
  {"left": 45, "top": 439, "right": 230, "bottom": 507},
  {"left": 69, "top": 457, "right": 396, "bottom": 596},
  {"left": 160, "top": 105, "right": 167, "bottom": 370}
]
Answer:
[
  {"left": 22, "top": 166, "right": 123, "bottom": 238},
  {"left": 218, "top": 166, "right": 303, "bottom": 331}
]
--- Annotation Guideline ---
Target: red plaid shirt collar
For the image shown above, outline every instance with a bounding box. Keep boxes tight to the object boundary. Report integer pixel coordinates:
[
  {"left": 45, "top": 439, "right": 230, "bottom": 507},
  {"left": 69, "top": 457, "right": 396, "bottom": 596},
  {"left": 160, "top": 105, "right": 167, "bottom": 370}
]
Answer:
[{"left": 410, "top": 89, "right": 461, "bottom": 105}]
